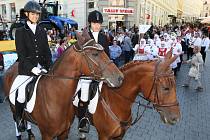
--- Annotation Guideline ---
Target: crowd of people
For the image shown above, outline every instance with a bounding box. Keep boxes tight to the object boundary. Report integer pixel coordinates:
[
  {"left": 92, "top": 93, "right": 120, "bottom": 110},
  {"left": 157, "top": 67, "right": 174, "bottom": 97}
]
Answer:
[{"left": 46, "top": 21, "right": 209, "bottom": 93}]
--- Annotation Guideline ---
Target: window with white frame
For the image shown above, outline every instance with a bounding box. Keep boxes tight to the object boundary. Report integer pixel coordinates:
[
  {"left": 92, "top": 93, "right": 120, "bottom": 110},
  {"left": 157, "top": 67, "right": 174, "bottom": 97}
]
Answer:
[
  {"left": 10, "top": 3, "right": 16, "bottom": 21},
  {"left": 109, "top": 0, "right": 124, "bottom": 7}
]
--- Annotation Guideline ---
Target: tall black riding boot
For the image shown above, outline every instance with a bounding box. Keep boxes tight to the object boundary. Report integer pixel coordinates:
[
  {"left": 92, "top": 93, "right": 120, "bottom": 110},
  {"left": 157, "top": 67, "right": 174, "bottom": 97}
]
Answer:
[
  {"left": 78, "top": 100, "right": 89, "bottom": 133},
  {"left": 15, "top": 100, "right": 25, "bottom": 132}
]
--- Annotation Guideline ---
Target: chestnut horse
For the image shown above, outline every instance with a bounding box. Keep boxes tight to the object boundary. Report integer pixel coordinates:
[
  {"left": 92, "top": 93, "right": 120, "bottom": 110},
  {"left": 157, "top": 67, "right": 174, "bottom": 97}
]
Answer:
[
  {"left": 3, "top": 29, "right": 124, "bottom": 140},
  {"left": 76, "top": 52, "right": 181, "bottom": 140}
]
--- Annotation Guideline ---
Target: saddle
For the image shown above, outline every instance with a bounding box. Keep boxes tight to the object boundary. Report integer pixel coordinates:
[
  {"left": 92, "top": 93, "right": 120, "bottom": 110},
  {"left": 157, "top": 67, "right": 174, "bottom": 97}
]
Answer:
[{"left": 25, "top": 76, "right": 39, "bottom": 102}]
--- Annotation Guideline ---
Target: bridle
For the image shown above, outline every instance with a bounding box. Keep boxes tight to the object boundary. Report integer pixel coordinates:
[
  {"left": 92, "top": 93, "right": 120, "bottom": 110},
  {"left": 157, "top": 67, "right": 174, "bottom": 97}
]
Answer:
[
  {"left": 100, "top": 60, "right": 179, "bottom": 128},
  {"left": 42, "top": 39, "right": 113, "bottom": 81},
  {"left": 139, "top": 60, "right": 179, "bottom": 109},
  {"left": 73, "top": 39, "right": 113, "bottom": 80},
  {"left": 130, "top": 60, "right": 179, "bottom": 125}
]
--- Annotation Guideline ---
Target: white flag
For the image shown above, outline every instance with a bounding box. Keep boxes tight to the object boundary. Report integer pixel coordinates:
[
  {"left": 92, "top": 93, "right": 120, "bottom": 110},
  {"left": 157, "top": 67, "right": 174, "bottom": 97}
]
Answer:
[{"left": 139, "top": 25, "right": 151, "bottom": 34}]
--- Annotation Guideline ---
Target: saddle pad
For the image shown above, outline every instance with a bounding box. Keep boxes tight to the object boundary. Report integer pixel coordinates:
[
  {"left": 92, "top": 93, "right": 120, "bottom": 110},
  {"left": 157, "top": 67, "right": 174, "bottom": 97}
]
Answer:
[
  {"left": 9, "top": 75, "right": 42, "bottom": 113},
  {"left": 73, "top": 80, "right": 103, "bottom": 114}
]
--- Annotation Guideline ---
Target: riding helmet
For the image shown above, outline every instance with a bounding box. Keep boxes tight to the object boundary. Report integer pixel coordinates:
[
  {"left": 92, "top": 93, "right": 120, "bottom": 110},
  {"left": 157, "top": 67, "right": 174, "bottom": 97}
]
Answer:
[
  {"left": 24, "top": 0, "right": 41, "bottom": 14},
  {"left": 88, "top": 10, "right": 103, "bottom": 23}
]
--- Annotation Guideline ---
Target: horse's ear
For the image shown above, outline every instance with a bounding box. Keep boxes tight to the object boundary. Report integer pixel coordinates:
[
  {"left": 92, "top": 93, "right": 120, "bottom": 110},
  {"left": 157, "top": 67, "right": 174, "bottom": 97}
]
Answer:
[
  {"left": 165, "top": 48, "right": 172, "bottom": 60},
  {"left": 76, "top": 31, "right": 85, "bottom": 46},
  {"left": 165, "top": 48, "right": 178, "bottom": 65},
  {"left": 162, "top": 54, "right": 178, "bottom": 71},
  {"left": 168, "top": 55, "right": 178, "bottom": 64},
  {"left": 161, "top": 48, "right": 178, "bottom": 71},
  {"left": 82, "top": 27, "right": 92, "bottom": 41}
]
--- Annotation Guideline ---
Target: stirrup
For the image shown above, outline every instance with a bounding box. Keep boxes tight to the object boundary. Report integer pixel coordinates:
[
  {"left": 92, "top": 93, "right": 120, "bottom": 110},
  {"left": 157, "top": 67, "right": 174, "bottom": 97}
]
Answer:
[{"left": 78, "top": 117, "right": 90, "bottom": 133}]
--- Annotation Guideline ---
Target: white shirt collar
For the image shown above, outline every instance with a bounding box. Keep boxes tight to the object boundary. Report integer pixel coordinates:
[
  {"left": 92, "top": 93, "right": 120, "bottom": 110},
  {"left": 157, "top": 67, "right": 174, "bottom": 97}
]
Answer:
[
  {"left": 27, "top": 21, "right": 37, "bottom": 34},
  {"left": 91, "top": 29, "right": 99, "bottom": 43}
]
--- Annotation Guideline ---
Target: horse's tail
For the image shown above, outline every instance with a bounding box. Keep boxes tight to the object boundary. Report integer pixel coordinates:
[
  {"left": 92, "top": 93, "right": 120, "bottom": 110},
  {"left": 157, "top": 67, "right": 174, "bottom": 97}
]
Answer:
[{"left": 3, "top": 62, "right": 18, "bottom": 97}]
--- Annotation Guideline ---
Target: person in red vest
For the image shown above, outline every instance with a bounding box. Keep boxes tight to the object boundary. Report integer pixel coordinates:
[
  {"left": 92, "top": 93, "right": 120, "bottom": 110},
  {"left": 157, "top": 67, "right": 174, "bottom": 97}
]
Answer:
[
  {"left": 133, "top": 39, "right": 150, "bottom": 61},
  {"left": 158, "top": 41, "right": 168, "bottom": 59}
]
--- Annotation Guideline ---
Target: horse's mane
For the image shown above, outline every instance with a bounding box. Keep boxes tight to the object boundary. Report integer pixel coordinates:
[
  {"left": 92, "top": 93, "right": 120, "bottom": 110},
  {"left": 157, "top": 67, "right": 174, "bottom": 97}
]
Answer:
[
  {"left": 120, "top": 60, "right": 157, "bottom": 72},
  {"left": 50, "top": 28, "right": 94, "bottom": 71},
  {"left": 120, "top": 60, "right": 175, "bottom": 87}
]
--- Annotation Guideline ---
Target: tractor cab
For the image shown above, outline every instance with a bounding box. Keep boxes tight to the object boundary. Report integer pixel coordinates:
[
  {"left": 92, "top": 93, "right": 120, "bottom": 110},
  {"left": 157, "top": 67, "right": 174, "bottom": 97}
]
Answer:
[{"left": 9, "top": 0, "right": 78, "bottom": 40}]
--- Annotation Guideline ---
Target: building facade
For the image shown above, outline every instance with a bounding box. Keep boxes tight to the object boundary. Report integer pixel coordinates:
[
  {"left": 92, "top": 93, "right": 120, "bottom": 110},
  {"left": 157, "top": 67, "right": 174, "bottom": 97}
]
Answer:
[
  {"left": 201, "top": 1, "right": 210, "bottom": 17},
  {"left": 182, "top": 0, "right": 203, "bottom": 22},
  {"left": 0, "top": 0, "right": 204, "bottom": 31},
  {"left": 135, "top": 0, "right": 177, "bottom": 26},
  {"left": 0, "top": 0, "right": 23, "bottom": 22}
]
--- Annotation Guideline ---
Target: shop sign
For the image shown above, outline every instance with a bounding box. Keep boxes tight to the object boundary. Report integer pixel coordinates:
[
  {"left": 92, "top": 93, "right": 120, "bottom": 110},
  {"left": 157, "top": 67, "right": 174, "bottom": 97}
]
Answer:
[{"left": 103, "top": 7, "right": 134, "bottom": 15}]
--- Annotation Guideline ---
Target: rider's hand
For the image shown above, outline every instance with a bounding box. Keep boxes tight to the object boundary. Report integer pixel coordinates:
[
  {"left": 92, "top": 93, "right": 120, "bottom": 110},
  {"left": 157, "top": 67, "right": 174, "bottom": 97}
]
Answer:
[{"left": 31, "top": 67, "right": 41, "bottom": 76}]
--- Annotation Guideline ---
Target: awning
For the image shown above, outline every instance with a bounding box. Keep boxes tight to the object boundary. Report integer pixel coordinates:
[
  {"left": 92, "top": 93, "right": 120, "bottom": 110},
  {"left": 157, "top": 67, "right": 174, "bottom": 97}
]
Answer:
[{"left": 201, "top": 17, "right": 210, "bottom": 24}]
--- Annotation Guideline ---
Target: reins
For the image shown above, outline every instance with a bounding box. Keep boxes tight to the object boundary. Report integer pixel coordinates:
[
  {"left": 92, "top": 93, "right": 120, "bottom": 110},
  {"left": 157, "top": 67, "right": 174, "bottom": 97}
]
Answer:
[{"left": 100, "top": 60, "right": 179, "bottom": 128}]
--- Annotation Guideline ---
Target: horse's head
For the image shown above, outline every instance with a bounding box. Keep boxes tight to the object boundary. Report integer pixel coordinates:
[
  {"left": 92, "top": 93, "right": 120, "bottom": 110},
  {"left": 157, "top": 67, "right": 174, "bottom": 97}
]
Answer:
[
  {"left": 73, "top": 28, "right": 124, "bottom": 87},
  {"left": 140, "top": 51, "right": 180, "bottom": 125}
]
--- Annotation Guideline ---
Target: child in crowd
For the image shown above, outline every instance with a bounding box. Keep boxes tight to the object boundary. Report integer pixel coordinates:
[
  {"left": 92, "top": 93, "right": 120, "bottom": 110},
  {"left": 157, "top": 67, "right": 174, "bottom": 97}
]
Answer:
[{"left": 182, "top": 46, "right": 204, "bottom": 92}]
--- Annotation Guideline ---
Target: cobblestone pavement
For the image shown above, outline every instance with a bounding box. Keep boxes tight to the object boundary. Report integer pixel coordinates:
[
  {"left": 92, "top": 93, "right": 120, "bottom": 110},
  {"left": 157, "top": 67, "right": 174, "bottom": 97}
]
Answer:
[{"left": 0, "top": 53, "right": 210, "bottom": 140}]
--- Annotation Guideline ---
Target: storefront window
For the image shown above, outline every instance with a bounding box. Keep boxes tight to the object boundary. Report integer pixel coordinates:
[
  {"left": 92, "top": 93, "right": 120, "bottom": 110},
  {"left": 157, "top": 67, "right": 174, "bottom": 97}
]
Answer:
[
  {"left": 108, "top": 15, "right": 125, "bottom": 30},
  {"left": 1, "top": 4, "right": 6, "bottom": 19},
  {"left": 89, "top": 2, "right": 94, "bottom": 9},
  {"left": 109, "top": 0, "right": 124, "bottom": 7}
]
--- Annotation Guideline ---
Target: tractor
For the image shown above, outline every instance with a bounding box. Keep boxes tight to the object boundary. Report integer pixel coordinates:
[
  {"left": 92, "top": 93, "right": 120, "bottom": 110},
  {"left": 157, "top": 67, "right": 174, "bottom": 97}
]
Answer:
[{"left": 9, "top": 0, "right": 78, "bottom": 40}]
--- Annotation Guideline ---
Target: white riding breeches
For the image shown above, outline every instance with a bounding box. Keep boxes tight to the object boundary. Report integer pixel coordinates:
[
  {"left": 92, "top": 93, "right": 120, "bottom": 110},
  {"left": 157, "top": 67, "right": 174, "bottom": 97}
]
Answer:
[
  {"left": 80, "top": 79, "right": 92, "bottom": 102},
  {"left": 16, "top": 75, "right": 32, "bottom": 103},
  {"left": 16, "top": 64, "right": 42, "bottom": 103}
]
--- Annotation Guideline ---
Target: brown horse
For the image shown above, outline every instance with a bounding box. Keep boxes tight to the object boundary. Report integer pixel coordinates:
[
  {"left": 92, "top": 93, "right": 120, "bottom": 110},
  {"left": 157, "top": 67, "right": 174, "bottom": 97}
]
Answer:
[
  {"left": 3, "top": 28, "right": 124, "bottom": 140},
  {"left": 77, "top": 52, "right": 181, "bottom": 140}
]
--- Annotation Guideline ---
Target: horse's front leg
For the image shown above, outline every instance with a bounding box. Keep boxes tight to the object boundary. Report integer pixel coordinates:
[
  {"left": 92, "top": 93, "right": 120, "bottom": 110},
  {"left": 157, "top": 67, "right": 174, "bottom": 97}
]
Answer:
[
  {"left": 98, "top": 135, "right": 110, "bottom": 140},
  {"left": 57, "top": 128, "right": 70, "bottom": 140},
  {"left": 41, "top": 133, "right": 53, "bottom": 140}
]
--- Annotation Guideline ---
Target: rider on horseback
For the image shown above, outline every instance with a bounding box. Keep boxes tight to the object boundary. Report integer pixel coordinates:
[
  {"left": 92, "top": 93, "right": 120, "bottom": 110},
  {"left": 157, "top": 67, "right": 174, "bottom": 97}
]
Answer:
[
  {"left": 78, "top": 10, "right": 107, "bottom": 134},
  {"left": 14, "top": 0, "right": 52, "bottom": 135}
]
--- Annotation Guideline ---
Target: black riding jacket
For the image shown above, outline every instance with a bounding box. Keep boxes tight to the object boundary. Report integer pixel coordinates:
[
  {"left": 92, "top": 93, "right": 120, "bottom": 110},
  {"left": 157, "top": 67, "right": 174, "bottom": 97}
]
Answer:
[{"left": 15, "top": 23, "right": 52, "bottom": 75}]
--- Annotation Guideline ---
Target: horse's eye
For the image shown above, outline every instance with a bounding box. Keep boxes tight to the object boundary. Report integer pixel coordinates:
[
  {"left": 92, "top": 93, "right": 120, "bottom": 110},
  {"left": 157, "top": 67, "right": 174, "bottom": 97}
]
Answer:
[{"left": 163, "top": 87, "right": 169, "bottom": 91}]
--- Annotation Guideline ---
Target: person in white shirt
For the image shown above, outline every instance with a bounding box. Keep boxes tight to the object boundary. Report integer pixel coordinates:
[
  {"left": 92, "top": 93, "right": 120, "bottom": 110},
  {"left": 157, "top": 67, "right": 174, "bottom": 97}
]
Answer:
[
  {"left": 193, "top": 32, "right": 202, "bottom": 48},
  {"left": 201, "top": 33, "right": 209, "bottom": 63},
  {"left": 147, "top": 39, "right": 158, "bottom": 59},
  {"left": 154, "top": 34, "right": 161, "bottom": 48},
  {"left": 171, "top": 36, "right": 182, "bottom": 76}
]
